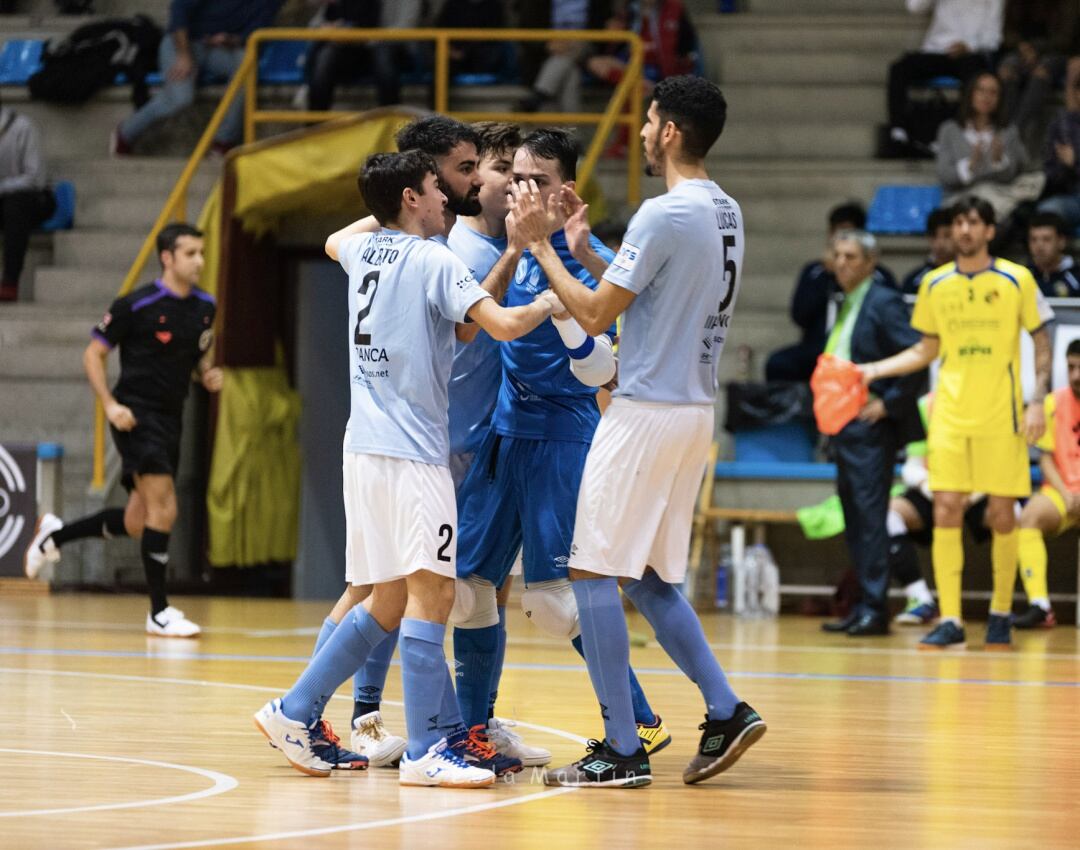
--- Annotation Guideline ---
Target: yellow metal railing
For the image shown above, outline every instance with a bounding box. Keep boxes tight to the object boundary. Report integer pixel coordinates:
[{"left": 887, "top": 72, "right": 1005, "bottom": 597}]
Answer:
[{"left": 94, "top": 26, "right": 644, "bottom": 490}]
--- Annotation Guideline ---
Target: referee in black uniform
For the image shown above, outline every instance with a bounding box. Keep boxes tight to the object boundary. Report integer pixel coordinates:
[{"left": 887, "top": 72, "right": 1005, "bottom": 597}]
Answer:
[{"left": 24, "top": 223, "right": 222, "bottom": 637}]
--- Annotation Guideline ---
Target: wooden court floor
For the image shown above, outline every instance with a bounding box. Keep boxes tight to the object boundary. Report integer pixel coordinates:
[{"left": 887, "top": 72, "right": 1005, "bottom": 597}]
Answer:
[{"left": 2, "top": 593, "right": 1079, "bottom": 850}]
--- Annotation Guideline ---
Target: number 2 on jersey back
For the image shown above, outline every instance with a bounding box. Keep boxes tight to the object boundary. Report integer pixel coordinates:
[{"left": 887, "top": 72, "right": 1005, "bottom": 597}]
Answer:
[{"left": 354, "top": 270, "right": 380, "bottom": 345}]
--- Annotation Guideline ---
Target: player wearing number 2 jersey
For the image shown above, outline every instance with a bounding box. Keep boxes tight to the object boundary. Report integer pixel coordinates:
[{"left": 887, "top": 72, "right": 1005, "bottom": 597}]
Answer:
[
  {"left": 254, "top": 150, "right": 561, "bottom": 788},
  {"left": 511, "top": 75, "right": 767, "bottom": 788}
]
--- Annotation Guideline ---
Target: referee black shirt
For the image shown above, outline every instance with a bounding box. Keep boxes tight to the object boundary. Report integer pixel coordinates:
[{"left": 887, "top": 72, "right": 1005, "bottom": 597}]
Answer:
[{"left": 92, "top": 280, "right": 216, "bottom": 415}]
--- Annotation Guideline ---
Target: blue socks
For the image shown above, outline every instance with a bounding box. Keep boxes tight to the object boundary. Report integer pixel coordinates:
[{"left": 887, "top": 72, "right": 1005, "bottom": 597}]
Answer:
[
  {"left": 572, "top": 578, "right": 639, "bottom": 756},
  {"left": 400, "top": 618, "right": 460, "bottom": 758},
  {"left": 313, "top": 616, "right": 337, "bottom": 655},
  {"left": 439, "top": 663, "right": 468, "bottom": 743},
  {"left": 623, "top": 570, "right": 739, "bottom": 721},
  {"left": 453, "top": 624, "right": 499, "bottom": 729},
  {"left": 353, "top": 625, "right": 398, "bottom": 711},
  {"left": 308, "top": 617, "right": 339, "bottom": 720},
  {"left": 572, "top": 635, "right": 655, "bottom": 726},
  {"left": 488, "top": 605, "right": 507, "bottom": 719},
  {"left": 282, "top": 605, "right": 388, "bottom": 725}
]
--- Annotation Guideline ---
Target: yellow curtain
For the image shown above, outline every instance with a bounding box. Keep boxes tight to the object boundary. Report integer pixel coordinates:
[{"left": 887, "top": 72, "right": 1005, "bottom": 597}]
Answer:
[{"left": 207, "top": 363, "right": 301, "bottom": 566}]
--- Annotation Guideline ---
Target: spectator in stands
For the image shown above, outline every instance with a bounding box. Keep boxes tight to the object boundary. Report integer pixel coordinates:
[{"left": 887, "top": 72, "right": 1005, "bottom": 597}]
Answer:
[
  {"left": 437, "top": 0, "right": 508, "bottom": 78},
  {"left": 1027, "top": 211, "right": 1080, "bottom": 297},
  {"left": 886, "top": 0, "right": 1003, "bottom": 152},
  {"left": 517, "top": 0, "right": 612, "bottom": 114},
  {"left": 110, "top": 0, "right": 284, "bottom": 156},
  {"left": 820, "top": 231, "right": 926, "bottom": 637},
  {"left": 935, "top": 71, "right": 1040, "bottom": 223},
  {"left": 900, "top": 206, "right": 955, "bottom": 294},
  {"left": 0, "top": 97, "right": 55, "bottom": 302},
  {"left": 1037, "top": 74, "right": 1080, "bottom": 231},
  {"left": 585, "top": 0, "right": 699, "bottom": 96},
  {"left": 765, "top": 202, "right": 897, "bottom": 383},
  {"left": 998, "top": 0, "right": 1079, "bottom": 153},
  {"left": 304, "top": 0, "right": 429, "bottom": 110}
]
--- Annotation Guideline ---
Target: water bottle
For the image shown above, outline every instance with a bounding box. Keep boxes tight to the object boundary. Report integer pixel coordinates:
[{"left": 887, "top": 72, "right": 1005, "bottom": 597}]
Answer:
[
  {"left": 759, "top": 545, "right": 781, "bottom": 616},
  {"left": 714, "top": 543, "right": 731, "bottom": 609}
]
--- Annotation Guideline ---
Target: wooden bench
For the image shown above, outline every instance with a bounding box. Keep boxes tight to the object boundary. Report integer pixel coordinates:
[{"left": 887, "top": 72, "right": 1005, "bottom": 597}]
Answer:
[{"left": 689, "top": 444, "right": 803, "bottom": 608}]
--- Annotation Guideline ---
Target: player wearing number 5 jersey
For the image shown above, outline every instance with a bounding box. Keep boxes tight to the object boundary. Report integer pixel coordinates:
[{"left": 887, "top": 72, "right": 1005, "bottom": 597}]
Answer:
[
  {"left": 254, "top": 150, "right": 562, "bottom": 788},
  {"left": 511, "top": 76, "right": 766, "bottom": 788}
]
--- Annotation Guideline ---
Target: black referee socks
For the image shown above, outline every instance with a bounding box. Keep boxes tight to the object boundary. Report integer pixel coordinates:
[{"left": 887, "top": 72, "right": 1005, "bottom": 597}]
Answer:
[
  {"left": 141, "top": 527, "right": 170, "bottom": 616},
  {"left": 51, "top": 508, "right": 127, "bottom": 546}
]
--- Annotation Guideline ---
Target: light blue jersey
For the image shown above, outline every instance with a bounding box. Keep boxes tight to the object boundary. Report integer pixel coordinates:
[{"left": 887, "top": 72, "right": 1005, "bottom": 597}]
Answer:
[
  {"left": 604, "top": 179, "right": 744, "bottom": 405},
  {"left": 338, "top": 229, "right": 490, "bottom": 465},
  {"left": 446, "top": 220, "right": 506, "bottom": 456},
  {"left": 495, "top": 231, "right": 616, "bottom": 442}
]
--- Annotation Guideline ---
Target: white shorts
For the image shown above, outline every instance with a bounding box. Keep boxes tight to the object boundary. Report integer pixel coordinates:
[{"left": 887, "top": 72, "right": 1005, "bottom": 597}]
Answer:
[
  {"left": 570, "top": 398, "right": 713, "bottom": 583},
  {"left": 343, "top": 452, "right": 458, "bottom": 585}
]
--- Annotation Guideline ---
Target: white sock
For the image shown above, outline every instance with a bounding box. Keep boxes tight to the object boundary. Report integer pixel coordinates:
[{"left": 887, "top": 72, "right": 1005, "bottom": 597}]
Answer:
[
  {"left": 904, "top": 579, "right": 933, "bottom": 605},
  {"left": 1031, "top": 597, "right": 1051, "bottom": 611}
]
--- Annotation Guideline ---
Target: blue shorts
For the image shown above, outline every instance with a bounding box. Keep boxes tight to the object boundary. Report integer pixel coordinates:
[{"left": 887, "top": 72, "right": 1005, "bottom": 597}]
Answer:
[{"left": 456, "top": 430, "right": 591, "bottom": 587}]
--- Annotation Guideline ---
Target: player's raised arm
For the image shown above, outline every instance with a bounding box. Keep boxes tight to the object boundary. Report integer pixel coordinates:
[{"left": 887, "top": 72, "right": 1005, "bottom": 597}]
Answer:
[
  {"left": 559, "top": 184, "right": 610, "bottom": 283},
  {"left": 510, "top": 180, "right": 634, "bottom": 336},
  {"left": 325, "top": 215, "right": 379, "bottom": 261}
]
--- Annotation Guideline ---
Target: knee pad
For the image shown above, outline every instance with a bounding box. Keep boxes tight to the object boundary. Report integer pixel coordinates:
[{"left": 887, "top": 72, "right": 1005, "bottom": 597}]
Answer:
[
  {"left": 521, "top": 579, "right": 580, "bottom": 640},
  {"left": 450, "top": 575, "right": 499, "bottom": 628}
]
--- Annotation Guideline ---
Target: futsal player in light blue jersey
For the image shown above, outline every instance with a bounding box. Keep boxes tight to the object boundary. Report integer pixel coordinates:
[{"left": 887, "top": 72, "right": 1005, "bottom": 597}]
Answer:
[
  {"left": 512, "top": 77, "right": 767, "bottom": 788},
  {"left": 303, "top": 118, "right": 527, "bottom": 770},
  {"left": 254, "top": 150, "right": 562, "bottom": 786},
  {"left": 447, "top": 122, "right": 523, "bottom": 485},
  {"left": 451, "top": 129, "right": 670, "bottom": 762}
]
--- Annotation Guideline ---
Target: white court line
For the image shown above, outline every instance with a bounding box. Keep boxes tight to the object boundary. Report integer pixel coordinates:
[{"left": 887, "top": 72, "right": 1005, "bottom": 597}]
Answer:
[
  {"left": 506, "top": 632, "right": 1080, "bottom": 663},
  {"left": 0, "top": 748, "right": 238, "bottom": 818},
  {"left": 106, "top": 788, "right": 578, "bottom": 850},
  {"left": 0, "top": 667, "right": 584, "bottom": 744},
  {"left": 0, "top": 667, "right": 586, "bottom": 848},
  {"left": 16, "top": 617, "right": 1080, "bottom": 661},
  {"left": 0, "top": 618, "right": 308, "bottom": 637}
]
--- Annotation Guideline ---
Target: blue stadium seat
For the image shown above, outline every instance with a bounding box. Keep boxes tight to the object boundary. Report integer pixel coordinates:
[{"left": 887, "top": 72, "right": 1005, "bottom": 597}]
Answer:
[
  {"left": 451, "top": 43, "right": 519, "bottom": 85},
  {"left": 0, "top": 39, "right": 44, "bottom": 85},
  {"left": 926, "top": 75, "right": 962, "bottom": 90},
  {"left": 39, "top": 181, "right": 75, "bottom": 232},
  {"left": 258, "top": 40, "right": 309, "bottom": 84},
  {"left": 867, "top": 185, "right": 944, "bottom": 235},
  {"left": 732, "top": 422, "right": 817, "bottom": 463}
]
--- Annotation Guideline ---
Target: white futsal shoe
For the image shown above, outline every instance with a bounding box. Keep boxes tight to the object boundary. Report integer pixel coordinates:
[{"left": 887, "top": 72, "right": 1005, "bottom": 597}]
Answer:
[
  {"left": 486, "top": 717, "right": 551, "bottom": 766},
  {"left": 24, "top": 513, "right": 63, "bottom": 580},
  {"left": 351, "top": 711, "right": 408, "bottom": 767},
  {"left": 399, "top": 738, "right": 496, "bottom": 788},
  {"left": 146, "top": 606, "right": 201, "bottom": 638},
  {"left": 253, "top": 698, "right": 334, "bottom": 777}
]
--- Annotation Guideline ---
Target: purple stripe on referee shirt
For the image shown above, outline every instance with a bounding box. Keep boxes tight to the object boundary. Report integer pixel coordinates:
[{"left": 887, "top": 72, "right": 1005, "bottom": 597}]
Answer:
[{"left": 91, "top": 329, "right": 114, "bottom": 349}]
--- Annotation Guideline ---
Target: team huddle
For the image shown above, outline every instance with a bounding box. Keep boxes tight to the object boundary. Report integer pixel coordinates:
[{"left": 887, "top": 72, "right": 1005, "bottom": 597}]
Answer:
[{"left": 251, "top": 74, "right": 767, "bottom": 789}]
